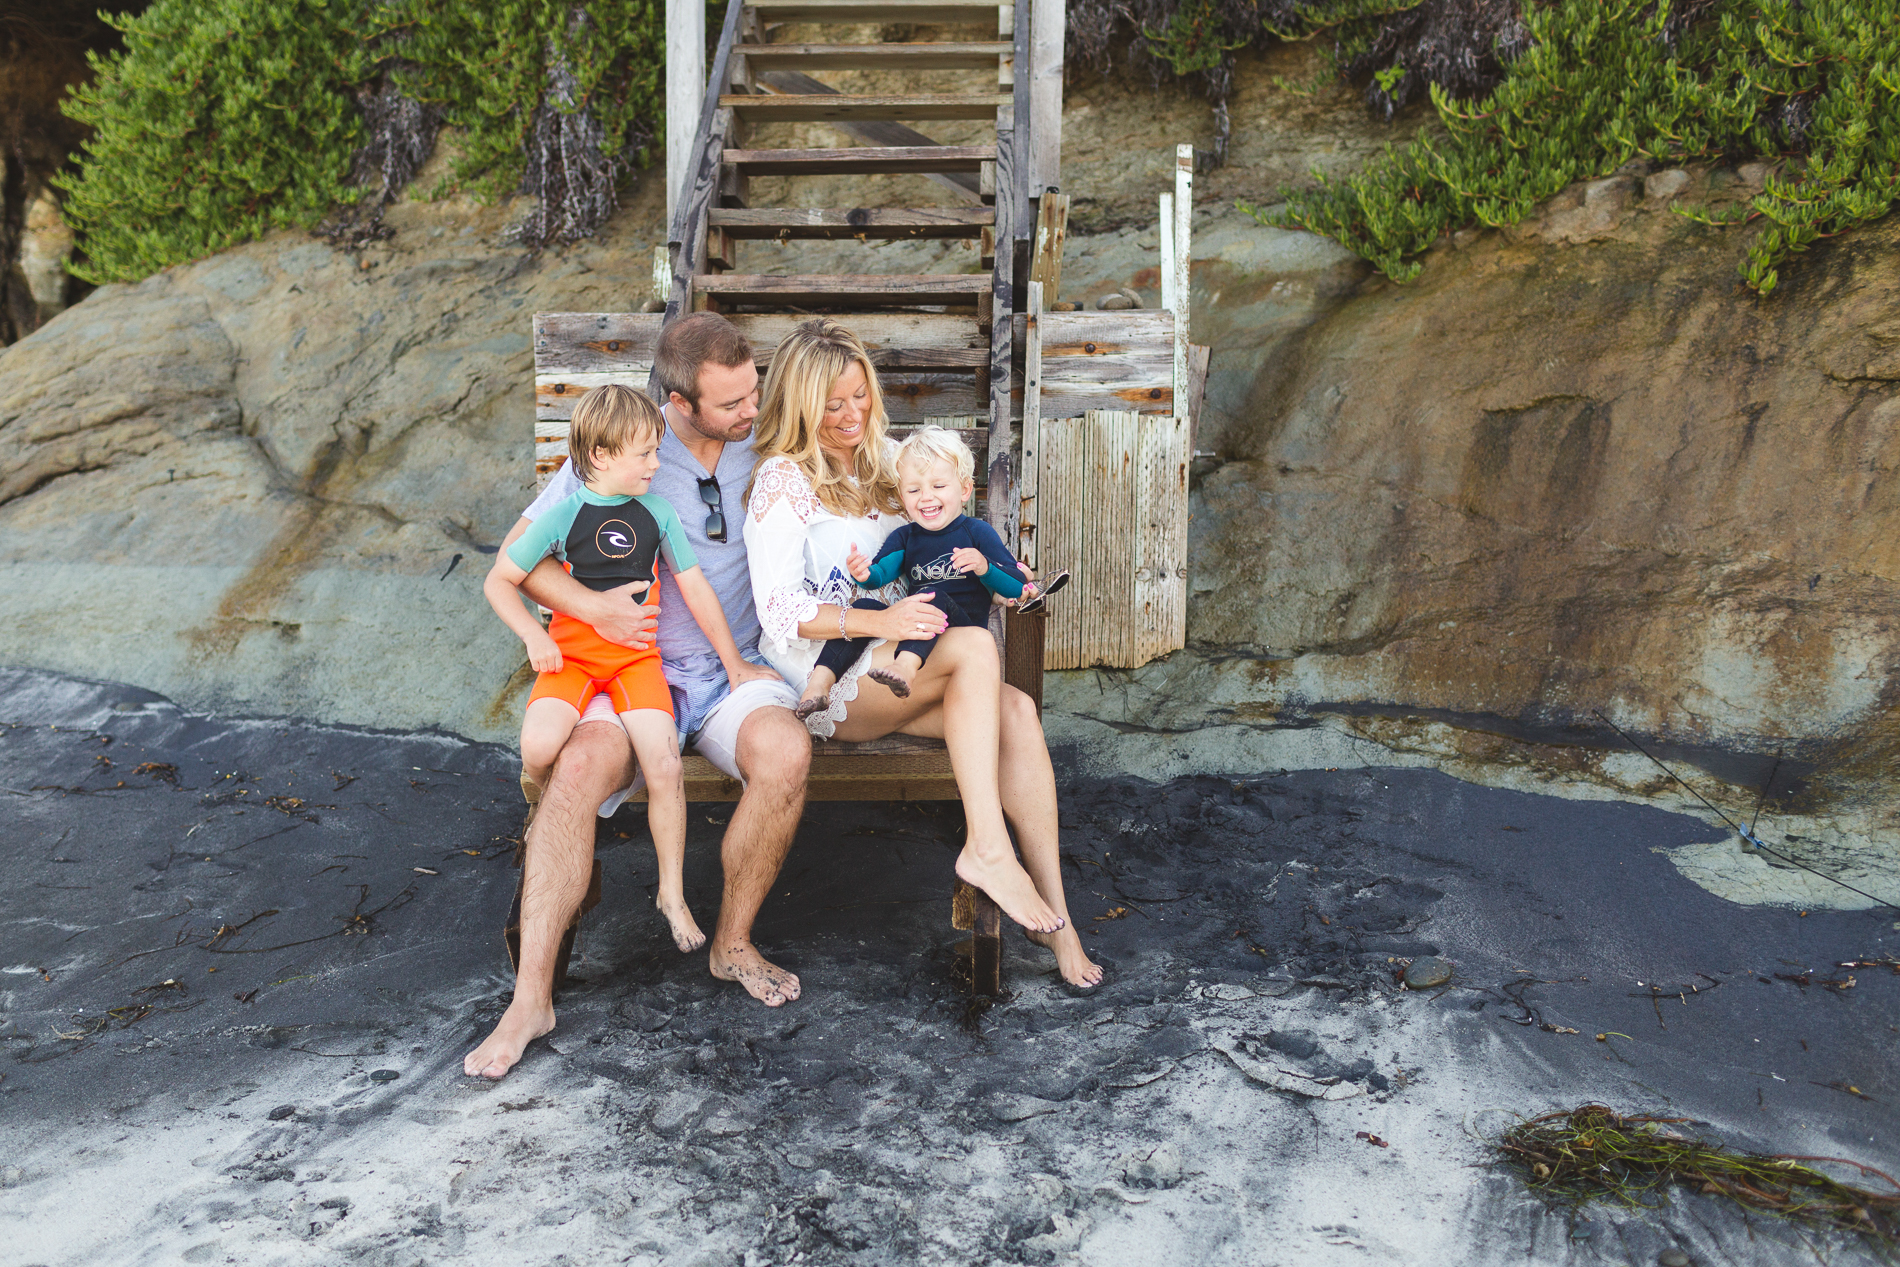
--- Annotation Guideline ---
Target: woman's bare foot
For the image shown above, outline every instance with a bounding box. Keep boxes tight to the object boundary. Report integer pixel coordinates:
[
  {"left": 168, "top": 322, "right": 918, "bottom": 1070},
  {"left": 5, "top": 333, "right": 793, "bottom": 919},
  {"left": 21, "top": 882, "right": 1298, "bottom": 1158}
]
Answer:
[
  {"left": 1026, "top": 925, "right": 1104, "bottom": 988},
  {"left": 658, "top": 892, "right": 707, "bottom": 952},
  {"left": 955, "top": 844, "right": 1064, "bottom": 934},
  {"left": 867, "top": 665, "right": 912, "bottom": 698},
  {"left": 710, "top": 939, "right": 801, "bottom": 1006},
  {"left": 463, "top": 996, "right": 554, "bottom": 1079}
]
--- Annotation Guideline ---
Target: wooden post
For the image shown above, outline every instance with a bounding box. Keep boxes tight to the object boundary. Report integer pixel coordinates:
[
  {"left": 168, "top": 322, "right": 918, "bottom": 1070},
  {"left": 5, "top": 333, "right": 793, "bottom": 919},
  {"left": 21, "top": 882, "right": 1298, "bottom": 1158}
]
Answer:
[
  {"left": 665, "top": 0, "right": 705, "bottom": 225},
  {"left": 1028, "top": 0, "right": 1065, "bottom": 196},
  {"left": 1169, "top": 145, "right": 1193, "bottom": 650},
  {"left": 987, "top": 106, "right": 1016, "bottom": 557},
  {"left": 1172, "top": 144, "right": 1192, "bottom": 426},
  {"left": 952, "top": 879, "right": 1003, "bottom": 996}
]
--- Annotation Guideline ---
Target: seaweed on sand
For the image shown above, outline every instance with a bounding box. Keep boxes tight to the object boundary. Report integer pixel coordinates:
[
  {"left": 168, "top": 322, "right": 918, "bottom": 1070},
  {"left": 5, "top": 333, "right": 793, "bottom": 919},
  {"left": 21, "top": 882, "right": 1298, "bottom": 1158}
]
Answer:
[{"left": 1497, "top": 1105, "right": 1900, "bottom": 1253}]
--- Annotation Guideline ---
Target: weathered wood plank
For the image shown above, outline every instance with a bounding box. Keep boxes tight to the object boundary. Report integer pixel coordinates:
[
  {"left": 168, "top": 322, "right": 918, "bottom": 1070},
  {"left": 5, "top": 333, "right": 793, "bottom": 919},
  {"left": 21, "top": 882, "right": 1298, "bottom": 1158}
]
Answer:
[
  {"left": 1034, "top": 307, "right": 1174, "bottom": 354},
  {"left": 535, "top": 311, "right": 991, "bottom": 375},
  {"left": 737, "top": 41, "right": 1011, "bottom": 69},
  {"left": 751, "top": 0, "right": 1002, "bottom": 22},
  {"left": 536, "top": 372, "right": 989, "bottom": 425},
  {"left": 1028, "top": 191, "right": 1068, "bottom": 305},
  {"left": 1172, "top": 144, "right": 1192, "bottom": 430},
  {"left": 708, "top": 206, "right": 993, "bottom": 239},
  {"left": 1039, "top": 418, "right": 1076, "bottom": 667},
  {"left": 1185, "top": 341, "right": 1211, "bottom": 453},
  {"left": 1027, "top": 0, "right": 1064, "bottom": 197},
  {"left": 695, "top": 273, "right": 990, "bottom": 307},
  {"left": 987, "top": 105, "right": 1016, "bottom": 571},
  {"left": 721, "top": 93, "right": 1009, "bottom": 122},
  {"left": 666, "top": 0, "right": 705, "bottom": 223},
  {"left": 723, "top": 144, "right": 994, "bottom": 176},
  {"left": 1019, "top": 279, "right": 1044, "bottom": 562}
]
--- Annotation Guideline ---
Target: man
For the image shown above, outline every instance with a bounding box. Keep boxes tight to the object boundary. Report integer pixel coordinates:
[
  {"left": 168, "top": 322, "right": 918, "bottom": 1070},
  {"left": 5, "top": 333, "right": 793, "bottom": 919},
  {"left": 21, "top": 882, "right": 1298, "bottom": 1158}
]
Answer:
[{"left": 465, "top": 313, "right": 811, "bottom": 1080}]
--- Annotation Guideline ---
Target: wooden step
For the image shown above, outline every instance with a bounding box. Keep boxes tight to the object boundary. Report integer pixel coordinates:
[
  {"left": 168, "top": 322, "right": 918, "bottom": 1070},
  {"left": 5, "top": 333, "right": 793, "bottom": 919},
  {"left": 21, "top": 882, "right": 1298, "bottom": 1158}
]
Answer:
[
  {"left": 696, "top": 273, "right": 991, "bottom": 308},
  {"left": 748, "top": 0, "right": 1001, "bottom": 24},
  {"left": 722, "top": 93, "right": 1008, "bottom": 123},
  {"left": 737, "top": 41, "right": 1010, "bottom": 70},
  {"left": 724, "top": 144, "right": 992, "bottom": 177},
  {"left": 709, "top": 206, "right": 992, "bottom": 239}
]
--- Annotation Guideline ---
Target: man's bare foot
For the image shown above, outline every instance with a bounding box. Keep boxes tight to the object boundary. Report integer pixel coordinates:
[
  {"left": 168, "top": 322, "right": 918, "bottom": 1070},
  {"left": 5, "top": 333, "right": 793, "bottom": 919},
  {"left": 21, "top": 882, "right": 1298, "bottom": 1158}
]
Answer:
[
  {"left": 463, "top": 996, "right": 554, "bottom": 1079},
  {"left": 867, "top": 665, "right": 912, "bottom": 698},
  {"left": 658, "top": 893, "right": 707, "bottom": 952},
  {"left": 955, "top": 845, "right": 1064, "bottom": 933},
  {"left": 1026, "top": 925, "right": 1104, "bottom": 988},
  {"left": 710, "top": 939, "right": 801, "bottom": 1007}
]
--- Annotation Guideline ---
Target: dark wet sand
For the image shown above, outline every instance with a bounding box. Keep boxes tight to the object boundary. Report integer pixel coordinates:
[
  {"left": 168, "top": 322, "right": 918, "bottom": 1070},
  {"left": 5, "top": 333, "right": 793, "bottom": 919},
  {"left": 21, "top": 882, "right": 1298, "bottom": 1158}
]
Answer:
[{"left": 4, "top": 667, "right": 1894, "bottom": 1266}]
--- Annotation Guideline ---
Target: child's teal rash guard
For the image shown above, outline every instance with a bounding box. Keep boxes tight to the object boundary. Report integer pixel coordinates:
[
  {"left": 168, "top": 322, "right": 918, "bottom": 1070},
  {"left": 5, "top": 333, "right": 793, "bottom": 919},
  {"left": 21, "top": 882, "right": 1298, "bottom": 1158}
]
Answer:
[{"left": 507, "top": 486, "right": 698, "bottom": 593}]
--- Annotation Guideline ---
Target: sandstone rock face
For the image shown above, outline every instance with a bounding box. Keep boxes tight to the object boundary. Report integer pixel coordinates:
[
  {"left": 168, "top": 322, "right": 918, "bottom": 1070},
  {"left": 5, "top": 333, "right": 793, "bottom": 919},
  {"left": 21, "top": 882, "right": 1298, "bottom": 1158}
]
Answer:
[
  {"left": 0, "top": 186, "right": 668, "bottom": 743},
  {"left": 1045, "top": 167, "right": 1900, "bottom": 903}
]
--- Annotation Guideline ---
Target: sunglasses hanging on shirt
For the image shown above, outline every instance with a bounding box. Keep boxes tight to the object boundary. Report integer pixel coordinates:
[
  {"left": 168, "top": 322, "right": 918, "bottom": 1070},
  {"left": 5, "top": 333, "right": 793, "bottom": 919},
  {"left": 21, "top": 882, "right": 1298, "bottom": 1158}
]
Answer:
[{"left": 697, "top": 474, "right": 726, "bottom": 543}]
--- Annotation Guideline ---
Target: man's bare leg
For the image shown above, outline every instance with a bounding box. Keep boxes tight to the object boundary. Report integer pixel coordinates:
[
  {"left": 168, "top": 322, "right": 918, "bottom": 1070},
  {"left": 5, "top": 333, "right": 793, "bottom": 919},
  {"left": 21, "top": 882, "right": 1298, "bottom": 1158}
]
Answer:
[
  {"left": 464, "top": 720, "right": 634, "bottom": 1078},
  {"left": 708, "top": 704, "right": 810, "bottom": 1006},
  {"left": 996, "top": 685, "right": 1103, "bottom": 987}
]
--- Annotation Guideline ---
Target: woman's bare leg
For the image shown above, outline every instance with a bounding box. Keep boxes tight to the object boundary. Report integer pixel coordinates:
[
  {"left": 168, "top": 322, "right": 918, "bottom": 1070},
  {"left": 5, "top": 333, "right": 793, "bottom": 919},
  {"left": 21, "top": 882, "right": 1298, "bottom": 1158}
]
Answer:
[
  {"left": 832, "top": 630, "right": 1061, "bottom": 933},
  {"left": 996, "top": 685, "right": 1102, "bottom": 986}
]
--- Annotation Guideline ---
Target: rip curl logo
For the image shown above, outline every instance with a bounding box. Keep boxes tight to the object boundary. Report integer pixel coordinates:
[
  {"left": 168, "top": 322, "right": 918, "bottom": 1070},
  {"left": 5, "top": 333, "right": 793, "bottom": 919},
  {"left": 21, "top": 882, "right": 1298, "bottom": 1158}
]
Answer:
[
  {"left": 909, "top": 552, "right": 964, "bottom": 583},
  {"left": 595, "top": 519, "right": 637, "bottom": 558}
]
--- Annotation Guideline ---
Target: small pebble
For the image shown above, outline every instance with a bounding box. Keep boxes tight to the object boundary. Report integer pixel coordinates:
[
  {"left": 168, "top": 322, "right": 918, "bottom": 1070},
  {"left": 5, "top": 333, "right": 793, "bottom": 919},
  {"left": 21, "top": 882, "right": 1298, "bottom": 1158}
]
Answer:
[
  {"left": 268, "top": 1105, "right": 295, "bottom": 1120},
  {"left": 1569, "top": 1221, "right": 1594, "bottom": 1240},
  {"left": 1658, "top": 1251, "right": 1692, "bottom": 1267},
  {"left": 1404, "top": 957, "right": 1453, "bottom": 989},
  {"left": 369, "top": 1069, "right": 400, "bottom": 1082}
]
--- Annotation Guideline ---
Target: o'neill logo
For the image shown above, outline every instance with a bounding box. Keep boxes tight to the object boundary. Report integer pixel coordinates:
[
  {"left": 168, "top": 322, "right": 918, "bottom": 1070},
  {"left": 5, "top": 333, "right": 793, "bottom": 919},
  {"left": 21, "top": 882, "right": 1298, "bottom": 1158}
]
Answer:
[{"left": 596, "top": 519, "right": 637, "bottom": 558}]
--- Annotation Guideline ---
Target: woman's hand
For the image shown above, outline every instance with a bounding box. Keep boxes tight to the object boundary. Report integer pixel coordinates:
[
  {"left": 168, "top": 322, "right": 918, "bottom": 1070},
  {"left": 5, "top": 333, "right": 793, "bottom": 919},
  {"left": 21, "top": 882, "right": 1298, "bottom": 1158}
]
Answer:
[
  {"left": 524, "top": 627, "right": 564, "bottom": 673},
  {"left": 845, "top": 544, "right": 872, "bottom": 583},
  {"left": 950, "top": 546, "right": 989, "bottom": 577},
  {"left": 870, "top": 593, "right": 949, "bottom": 643},
  {"left": 726, "top": 660, "right": 785, "bottom": 689}
]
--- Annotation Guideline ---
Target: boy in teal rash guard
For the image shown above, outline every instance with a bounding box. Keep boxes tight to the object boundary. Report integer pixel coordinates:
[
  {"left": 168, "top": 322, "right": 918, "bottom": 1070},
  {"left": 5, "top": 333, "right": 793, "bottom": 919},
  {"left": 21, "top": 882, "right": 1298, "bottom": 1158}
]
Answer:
[{"left": 484, "top": 385, "right": 778, "bottom": 953}]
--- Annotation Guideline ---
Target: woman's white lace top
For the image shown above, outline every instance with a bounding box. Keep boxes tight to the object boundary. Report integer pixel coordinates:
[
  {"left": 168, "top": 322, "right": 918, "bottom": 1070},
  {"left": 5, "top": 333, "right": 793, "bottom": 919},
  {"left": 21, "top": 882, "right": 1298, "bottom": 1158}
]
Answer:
[{"left": 743, "top": 453, "right": 906, "bottom": 736}]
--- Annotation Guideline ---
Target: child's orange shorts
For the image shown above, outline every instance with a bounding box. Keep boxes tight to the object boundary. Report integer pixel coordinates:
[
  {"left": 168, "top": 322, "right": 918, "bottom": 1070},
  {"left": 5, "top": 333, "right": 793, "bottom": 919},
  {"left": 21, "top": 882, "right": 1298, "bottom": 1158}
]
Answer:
[{"left": 527, "top": 612, "right": 674, "bottom": 717}]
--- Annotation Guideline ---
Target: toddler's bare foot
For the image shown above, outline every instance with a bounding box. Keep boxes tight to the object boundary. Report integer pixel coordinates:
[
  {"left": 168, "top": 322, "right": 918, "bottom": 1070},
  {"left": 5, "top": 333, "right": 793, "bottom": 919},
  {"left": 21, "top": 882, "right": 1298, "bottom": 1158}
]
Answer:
[
  {"left": 710, "top": 939, "right": 801, "bottom": 1006},
  {"left": 868, "top": 665, "right": 913, "bottom": 698},
  {"left": 463, "top": 996, "right": 554, "bottom": 1080},
  {"left": 794, "top": 693, "right": 829, "bottom": 721},
  {"left": 657, "top": 892, "right": 706, "bottom": 952},
  {"left": 954, "top": 844, "right": 1064, "bottom": 934}
]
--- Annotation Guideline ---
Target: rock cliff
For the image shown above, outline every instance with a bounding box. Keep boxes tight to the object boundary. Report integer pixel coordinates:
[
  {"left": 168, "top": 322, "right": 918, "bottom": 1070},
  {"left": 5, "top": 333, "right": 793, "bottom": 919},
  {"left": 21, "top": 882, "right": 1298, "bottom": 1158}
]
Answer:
[{"left": 1, "top": 51, "right": 1893, "bottom": 907}]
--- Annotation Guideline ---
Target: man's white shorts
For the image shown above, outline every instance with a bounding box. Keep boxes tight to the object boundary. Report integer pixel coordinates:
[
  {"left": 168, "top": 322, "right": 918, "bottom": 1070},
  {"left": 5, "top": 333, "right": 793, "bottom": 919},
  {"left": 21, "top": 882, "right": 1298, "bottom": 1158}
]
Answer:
[{"left": 578, "top": 678, "right": 801, "bottom": 817}]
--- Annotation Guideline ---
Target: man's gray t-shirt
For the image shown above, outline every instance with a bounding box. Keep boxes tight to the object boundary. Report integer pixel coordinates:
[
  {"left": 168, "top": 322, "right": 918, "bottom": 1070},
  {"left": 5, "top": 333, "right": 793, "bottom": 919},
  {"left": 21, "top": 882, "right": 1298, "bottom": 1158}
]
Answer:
[{"left": 523, "top": 418, "right": 760, "bottom": 736}]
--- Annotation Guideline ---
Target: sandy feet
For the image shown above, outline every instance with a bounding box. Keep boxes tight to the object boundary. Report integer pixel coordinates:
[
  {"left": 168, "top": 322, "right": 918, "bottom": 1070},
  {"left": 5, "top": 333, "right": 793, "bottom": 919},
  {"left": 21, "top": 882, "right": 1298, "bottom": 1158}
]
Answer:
[
  {"left": 955, "top": 845, "right": 1064, "bottom": 934},
  {"left": 710, "top": 939, "right": 801, "bottom": 1006},
  {"left": 1026, "top": 925, "right": 1105, "bottom": 989},
  {"left": 658, "top": 892, "right": 707, "bottom": 952},
  {"left": 463, "top": 996, "right": 554, "bottom": 1079}
]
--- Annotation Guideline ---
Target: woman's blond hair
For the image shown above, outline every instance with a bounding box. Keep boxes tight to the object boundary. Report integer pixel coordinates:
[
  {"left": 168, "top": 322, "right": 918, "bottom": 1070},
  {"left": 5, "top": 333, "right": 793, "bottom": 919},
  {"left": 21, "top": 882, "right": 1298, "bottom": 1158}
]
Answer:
[
  {"left": 749, "top": 319, "right": 901, "bottom": 518},
  {"left": 568, "top": 383, "right": 663, "bottom": 482}
]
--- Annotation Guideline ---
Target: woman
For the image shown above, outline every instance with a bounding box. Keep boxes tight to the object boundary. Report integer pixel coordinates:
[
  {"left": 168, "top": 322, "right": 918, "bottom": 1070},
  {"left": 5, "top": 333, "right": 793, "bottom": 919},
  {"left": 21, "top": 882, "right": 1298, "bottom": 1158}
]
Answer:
[{"left": 744, "top": 319, "right": 1102, "bottom": 989}]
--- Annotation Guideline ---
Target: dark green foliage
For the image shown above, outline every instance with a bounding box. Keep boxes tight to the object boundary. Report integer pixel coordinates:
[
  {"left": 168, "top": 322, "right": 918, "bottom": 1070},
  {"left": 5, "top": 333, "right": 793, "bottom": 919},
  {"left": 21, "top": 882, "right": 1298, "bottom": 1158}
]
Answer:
[
  {"left": 55, "top": 0, "right": 369, "bottom": 284},
  {"left": 56, "top": 0, "right": 668, "bottom": 283},
  {"left": 1245, "top": 0, "right": 1900, "bottom": 293}
]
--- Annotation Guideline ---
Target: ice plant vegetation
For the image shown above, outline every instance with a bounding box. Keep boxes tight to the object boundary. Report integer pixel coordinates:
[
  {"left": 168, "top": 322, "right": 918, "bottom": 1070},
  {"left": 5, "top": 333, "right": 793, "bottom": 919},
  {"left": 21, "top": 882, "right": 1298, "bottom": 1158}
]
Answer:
[{"left": 1242, "top": 0, "right": 1900, "bottom": 293}]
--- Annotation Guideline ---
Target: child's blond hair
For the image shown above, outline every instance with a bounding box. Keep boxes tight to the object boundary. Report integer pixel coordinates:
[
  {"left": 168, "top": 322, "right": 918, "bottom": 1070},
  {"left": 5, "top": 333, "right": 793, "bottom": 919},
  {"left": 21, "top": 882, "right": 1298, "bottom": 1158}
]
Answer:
[
  {"left": 895, "top": 424, "right": 976, "bottom": 482},
  {"left": 568, "top": 384, "right": 665, "bottom": 481}
]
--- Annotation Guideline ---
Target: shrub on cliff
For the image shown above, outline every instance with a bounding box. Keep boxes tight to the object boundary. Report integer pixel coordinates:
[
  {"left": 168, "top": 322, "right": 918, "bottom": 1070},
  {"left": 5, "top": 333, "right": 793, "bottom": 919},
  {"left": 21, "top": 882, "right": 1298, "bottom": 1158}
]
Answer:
[
  {"left": 55, "top": 0, "right": 665, "bottom": 284},
  {"left": 1243, "top": 0, "right": 1900, "bottom": 294}
]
